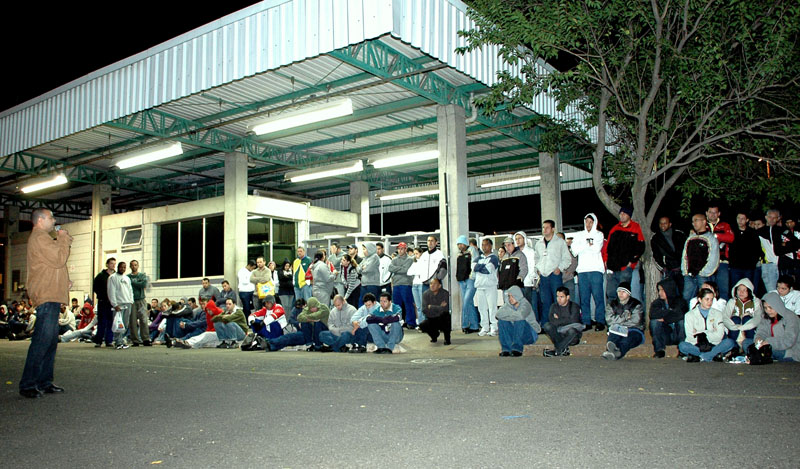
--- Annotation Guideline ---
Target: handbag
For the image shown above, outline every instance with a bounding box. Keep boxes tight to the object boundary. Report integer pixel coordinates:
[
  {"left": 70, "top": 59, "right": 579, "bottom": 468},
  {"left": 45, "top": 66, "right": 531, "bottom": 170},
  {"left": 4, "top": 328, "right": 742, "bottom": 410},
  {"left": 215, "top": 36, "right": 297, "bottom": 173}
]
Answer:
[
  {"left": 747, "top": 343, "right": 773, "bottom": 365},
  {"left": 111, "top": 310, "right": 126, "bottom": 334},
  {"left": 257, "top": 281, "right": 275, "bottom": 299},
  {"left": 695, "top": 332, "right": 712, "bottom": 353}
]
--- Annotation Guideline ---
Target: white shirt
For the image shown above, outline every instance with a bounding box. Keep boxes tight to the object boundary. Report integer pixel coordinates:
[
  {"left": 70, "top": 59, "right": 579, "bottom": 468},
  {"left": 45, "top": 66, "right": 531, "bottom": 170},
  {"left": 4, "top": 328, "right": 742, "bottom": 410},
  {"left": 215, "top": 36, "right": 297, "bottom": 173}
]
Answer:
[
  {"left": 238, "top": 267, "right": 255, "bottom": 292},
  {"left": 107, "top": 273, "right": 134, "bottom": 307}
]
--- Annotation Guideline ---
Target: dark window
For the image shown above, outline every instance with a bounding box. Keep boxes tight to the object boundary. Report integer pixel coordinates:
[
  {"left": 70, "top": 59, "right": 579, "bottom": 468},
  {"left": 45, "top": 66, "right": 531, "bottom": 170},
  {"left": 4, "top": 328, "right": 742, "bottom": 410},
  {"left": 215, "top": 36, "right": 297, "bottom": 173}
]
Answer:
[
  {"left": 158, "top": 223, "right": 178, "bottom": 279},
  {"left": 204, "top": 216, "right": 224, "bottom": 276},
  {"left": 157, "top": 215, "right": 224, "bottom": 280},
  {"left": 180, "top": 219, "right": 203, "bottom": 278}
]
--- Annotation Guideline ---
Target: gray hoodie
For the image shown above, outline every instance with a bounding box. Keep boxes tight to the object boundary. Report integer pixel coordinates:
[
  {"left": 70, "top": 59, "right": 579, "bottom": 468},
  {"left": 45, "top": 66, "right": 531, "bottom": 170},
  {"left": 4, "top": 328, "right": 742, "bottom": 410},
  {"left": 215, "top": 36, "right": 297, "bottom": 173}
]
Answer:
[
  {"left": 358, "top": 242, "right": 380, "bottom": 286},
  {"left": 756, "top": 292, "right": 800, "bottom": 359},
  {"left": 388, "top": 252, "right": 414, "bottom": 286},
  {"left": 496, "top": 285, "right": 541, "bottom": 333}
]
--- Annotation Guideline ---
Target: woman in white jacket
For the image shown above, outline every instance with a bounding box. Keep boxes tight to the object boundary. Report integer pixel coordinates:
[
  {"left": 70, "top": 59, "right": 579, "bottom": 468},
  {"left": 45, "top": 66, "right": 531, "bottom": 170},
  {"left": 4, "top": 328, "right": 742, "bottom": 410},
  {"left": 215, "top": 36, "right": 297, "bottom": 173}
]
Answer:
[
  {"left": 408, "top": 247, "right": 427, "bottom": 324},
  {"left": 570, "top": 213, "right": 606, "bottom": 331},
  {"left": 678, "top": 288, "right": 736, "bottom": 362}
]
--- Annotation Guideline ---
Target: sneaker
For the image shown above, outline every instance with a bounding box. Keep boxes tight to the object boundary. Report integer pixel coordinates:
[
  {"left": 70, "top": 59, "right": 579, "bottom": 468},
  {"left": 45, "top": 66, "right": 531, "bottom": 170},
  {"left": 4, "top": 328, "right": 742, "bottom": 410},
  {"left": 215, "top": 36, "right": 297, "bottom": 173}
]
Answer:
[
  {"left": 543, "top": 348, "right": 558, "bottom": 358},
  {"left": 607, "top": 341, "right": 621, "bottom": 359},
  {"left": 216, "top": 341, "right": 229, "bottom": 349},
  {"left": 143, "top": 341, "right": 152, "bottom": 347},
  {"left": 174, "top": 340, "right": 192, "bottom": 349},
  {"left": 115, "top": 344, "right": 130, "bottom": 350},
  {"left": 602, "top": 351, "right": 616, "bottom": 360},
  {"left": 511, "top": 351, "right": 523, "bottom": 357},
  {"left": 499, "top": 351, "right": 511, "bottom": 357},
  {"left": 228, "top": 342, "right": 239, "bottom": 349},
  {"left": 488, "top": 330, "right": 498, "bottom": 337},
  {"left": 561, "top": 347, "right": 571, "bottom": 357},
  {"left": 477, "top": 329, "right": 489, "bottom": 337},
  {"left": 94, "top": 343, "right": 102, "bottom": 348},
  {"left": 686, "top": 355, "right": 701, "bottom": 363},
  {"left": 712, "top": 354, "right": 724, "bottom": 362},
  {"left": 319, "top": 345, "right": 333, "bottom": 353},
  {"left": 583, "top": 324, "right": 593, "bottom": 332},
  {"left": 653, "top": 350, "right": 666, "bottom": 358},
  {"left": 594, "top": 323, "right": 606, "bottom": 332},
  {"left": 338, "top": 345, "right": 350, "bottom": 353}
]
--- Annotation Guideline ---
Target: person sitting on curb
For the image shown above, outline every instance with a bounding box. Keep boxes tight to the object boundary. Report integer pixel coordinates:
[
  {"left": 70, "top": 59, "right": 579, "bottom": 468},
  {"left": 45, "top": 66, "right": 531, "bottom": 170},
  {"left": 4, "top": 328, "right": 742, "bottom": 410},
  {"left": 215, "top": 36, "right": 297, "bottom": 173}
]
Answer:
[
  {"left": 648, "top": 277, "right": 687, "bottom": 358},
  {"left": 366, "top": 292, "right": 404, "bottom": 354},
  {"left": 603, "top": 282, "right": 646, "bottom": 360},
  {"left": 210, "top": 298, "right": 248, "bottom": 349},
  {"left": 775, "top": 275, "right": 800, "bottom": 316},
  {"left": 418, "top": 278, "right": 451, "bottom": 345},
  {"left": 496, "top": 285, "right": 540, "bottom": 357},
  {"left": 172, "top": 300, "right": 224, "bottom": 349},
  {"left": 247, "top": 295, "right": 286, "bottom": 339},
  {"left": 542, "top": 286, "right": 583, "bottom": 357},
  {"left": 678, "top": 288, "right": 735, "bottom": 362},
  {"left": 319, "top": 295, "right": 358, "bottom": 352},
  {"left": 263, "top": 297, "right": 330, "bottom": 352},
  {"left": 347, "top": 294, "right": 380, "bottom": 353},
  {"left": 753, "top": 292, "right": 800, "bottom": 362}
]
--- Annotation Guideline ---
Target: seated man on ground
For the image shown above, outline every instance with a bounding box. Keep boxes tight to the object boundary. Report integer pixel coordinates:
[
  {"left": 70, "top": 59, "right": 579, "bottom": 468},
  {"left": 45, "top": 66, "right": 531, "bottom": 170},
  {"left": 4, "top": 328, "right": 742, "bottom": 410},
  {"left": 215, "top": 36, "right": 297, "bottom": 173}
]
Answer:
[
  {"left": 247, "top": 295, "right": 286, "bottom": 339},
  {"left": 542, "top": 286, "right": 583, "bottom": 357},
  {"left": 347, "top": 293, "right": 380, "bottom": 353},
  {"left": 264, "top": 297, "right": 330, "bottom": 352},
  {"left": 215, "top": 280, "right": 238, "bottom": 307},
  {"left": 496, "top": 285, "right": 540, "bottom": 357},
  {"left": 173, "top": 300, "right": 224, "bottom": 349},
  {"left": 649, "top": 277, "right": 688, "bottom": 358},
  {"left": 755, "top": 292, "right": 800, "bottom": 362},
  {"left": 775, "top": 275, "right": 800, "bottom": 316},
  {"left": 169, "top": 298, "right": 209, "bottom": 344},
  {"left": 419, "top": 278, "right": 451, "bottom": 345},
  {"left": 60, "top": 302, "right": 97, "bottom": 342},
  {"left": 320, "top": 295, "right": 358, "bottom": 352},
  {"left": 162, "top": 299, "right": 195, "bottom": 343},
  {"left": 210, "top": 298, "right": 248, "bottom": 348},
  {"left": 678, "top": 288, "right": 735, "bottom": 362},
  {"left": 366, "top": 292, "right": 404, "bottom": 354},
  {"left": 58, "top": 304, "right": 76, "bottom": 335},
  {"left": 603, "top": 282, "right": 646, "bottom": 360}
]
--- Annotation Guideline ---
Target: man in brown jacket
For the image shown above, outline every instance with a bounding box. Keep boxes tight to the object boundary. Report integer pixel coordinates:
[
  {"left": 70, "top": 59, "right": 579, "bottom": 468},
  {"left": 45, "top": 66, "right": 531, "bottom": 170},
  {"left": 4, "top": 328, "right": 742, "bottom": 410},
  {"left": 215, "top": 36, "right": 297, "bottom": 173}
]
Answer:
[{"left": 19, "top": 208, "right": 73, "bottom": 398}]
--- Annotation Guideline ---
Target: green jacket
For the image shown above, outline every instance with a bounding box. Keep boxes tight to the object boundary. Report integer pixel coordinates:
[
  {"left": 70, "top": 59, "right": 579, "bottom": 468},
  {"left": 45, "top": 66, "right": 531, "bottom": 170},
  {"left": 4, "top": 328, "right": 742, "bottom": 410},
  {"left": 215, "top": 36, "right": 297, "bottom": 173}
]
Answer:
[
  {"left": 213, "top": 308, "right": 248, "bottom": 334},
  {"left": 128, "top": 272, "right": 148, "bottom": 301},
  {"left": 297, "top": 297, "right": 330, "bottom": 325}
]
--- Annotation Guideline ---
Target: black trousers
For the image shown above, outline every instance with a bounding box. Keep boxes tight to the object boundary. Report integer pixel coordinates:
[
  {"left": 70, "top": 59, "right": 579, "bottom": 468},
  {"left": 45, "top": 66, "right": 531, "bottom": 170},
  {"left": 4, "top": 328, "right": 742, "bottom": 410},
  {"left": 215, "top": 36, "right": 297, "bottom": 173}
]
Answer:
[{"left": 419, "top": 313, "right": 451, "bottom": 342}]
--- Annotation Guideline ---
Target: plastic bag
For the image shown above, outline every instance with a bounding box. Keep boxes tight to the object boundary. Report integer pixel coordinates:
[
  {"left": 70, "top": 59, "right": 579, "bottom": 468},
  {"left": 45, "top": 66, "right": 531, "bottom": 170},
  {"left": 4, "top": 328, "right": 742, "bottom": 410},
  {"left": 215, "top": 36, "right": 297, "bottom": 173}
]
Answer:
[{"left": 111, "top": 310, "right": 126, "bottom": 334}]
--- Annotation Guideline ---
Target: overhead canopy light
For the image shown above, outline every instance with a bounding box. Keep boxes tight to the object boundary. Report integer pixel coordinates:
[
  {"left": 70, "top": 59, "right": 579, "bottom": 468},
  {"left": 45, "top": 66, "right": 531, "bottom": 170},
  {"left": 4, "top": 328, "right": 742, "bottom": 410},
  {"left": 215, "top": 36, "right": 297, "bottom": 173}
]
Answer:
[
  {"left": 21, "top": 173, "right": 68, "bottom": 194},
  {"left": 368, "top": 147, "right": 439, "bottom": 169},
  {"left": 115, "top": 142, "right": 183, "bottom": 170},
  {"left": 377, "top": 184, "right": 439, "bottom": 201},
  {"left": 477, "top": 170, "right": 542, "bottom": 188},
  {"left": 248, "top": 98, "right": 354, "bottom": 136},
  {"left": 285, "top": 160, "right": 364, "bottom": 183}
]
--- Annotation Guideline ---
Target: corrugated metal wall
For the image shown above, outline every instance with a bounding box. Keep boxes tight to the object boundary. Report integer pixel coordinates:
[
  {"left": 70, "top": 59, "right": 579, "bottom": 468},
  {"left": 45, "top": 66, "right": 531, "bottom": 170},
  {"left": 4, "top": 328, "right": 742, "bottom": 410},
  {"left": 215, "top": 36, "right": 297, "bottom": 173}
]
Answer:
[
  {"left": 0, "top": 0, "right": 394, "bottom": 156},
  {"left": 311, "top": 162, "right": 592, "bottom": 214}
]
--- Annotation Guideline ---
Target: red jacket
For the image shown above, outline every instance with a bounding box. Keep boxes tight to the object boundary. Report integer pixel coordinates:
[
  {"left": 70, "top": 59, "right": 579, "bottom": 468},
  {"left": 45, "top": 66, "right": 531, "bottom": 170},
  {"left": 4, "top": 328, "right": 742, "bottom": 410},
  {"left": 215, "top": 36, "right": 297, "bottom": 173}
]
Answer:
[
  {"left": 708, "top": 220, "right": 734, "bottom": 260},
  {"left": 203, "top": 301, "right": 224, "bottom": 332},
  {"left": 251, "top": 304, "right": 286, "bottom": 326},
  {"left": 77, "top": 302, "right": 95, "bottom": 330},
  {"left": 602, "top": 220, "right": 645, "bottom": 270}
]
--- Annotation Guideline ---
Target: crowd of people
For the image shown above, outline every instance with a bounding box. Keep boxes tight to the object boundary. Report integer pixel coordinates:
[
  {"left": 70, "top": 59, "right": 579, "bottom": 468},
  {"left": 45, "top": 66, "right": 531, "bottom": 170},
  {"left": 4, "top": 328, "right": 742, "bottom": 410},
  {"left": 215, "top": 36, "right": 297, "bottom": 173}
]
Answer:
[{"left": 7, "top": 205, "right": 799, "bottom": 363}]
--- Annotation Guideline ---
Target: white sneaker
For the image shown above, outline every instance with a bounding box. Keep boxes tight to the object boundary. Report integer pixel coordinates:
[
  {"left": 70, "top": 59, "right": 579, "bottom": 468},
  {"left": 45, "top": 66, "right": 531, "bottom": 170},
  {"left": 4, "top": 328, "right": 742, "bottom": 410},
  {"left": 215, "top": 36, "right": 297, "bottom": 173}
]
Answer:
[
  {"left": 488, "top": 329, "right": 498, "bottom": 337},
  {"left": 478, "top": 329, "right": 489, "bottom": 337}
]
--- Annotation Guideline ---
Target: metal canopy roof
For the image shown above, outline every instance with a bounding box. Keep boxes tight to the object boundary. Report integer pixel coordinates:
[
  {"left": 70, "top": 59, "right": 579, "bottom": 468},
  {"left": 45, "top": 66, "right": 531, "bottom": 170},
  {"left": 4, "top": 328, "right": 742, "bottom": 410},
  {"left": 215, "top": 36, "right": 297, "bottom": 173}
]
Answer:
[{"left": 0, "top": 0, "right": 592, "bottom": 220}]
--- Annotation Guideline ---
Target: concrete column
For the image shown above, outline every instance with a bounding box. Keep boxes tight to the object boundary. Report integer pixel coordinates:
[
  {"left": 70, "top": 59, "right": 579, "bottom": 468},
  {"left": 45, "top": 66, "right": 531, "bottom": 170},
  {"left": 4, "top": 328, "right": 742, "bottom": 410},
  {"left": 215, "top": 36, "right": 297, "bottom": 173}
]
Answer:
[
  {"left": 4, "top": 205, "right": 20, "bottom": 299},
  {"left": 91, "top": 184, "right": 112, "bottom": 296},
  {"left": 539, "top": 152, "right": 563, "bottom": 230},
  {"left": 224, "top": 152, "right": 249, "bottom": 285},
  {"left": 298, "top": 213, "right": 310, "bottom": 248},
  {"left": 437, "top": 104, "right": 469, "bottom": 329},
  {"left": 349, "top": 181, "right": 370, "bottom": 233}
]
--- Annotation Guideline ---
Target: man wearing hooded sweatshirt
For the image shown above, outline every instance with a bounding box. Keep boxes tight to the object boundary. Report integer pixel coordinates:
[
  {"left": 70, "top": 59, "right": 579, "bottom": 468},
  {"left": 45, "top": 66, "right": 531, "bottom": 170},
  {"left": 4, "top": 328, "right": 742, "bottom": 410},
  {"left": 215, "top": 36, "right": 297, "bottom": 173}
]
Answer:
[
  {"left": 496, "top": 285, "right": 540, "bottom": 357},
  {"left": 264, "top": 296, "right": 330, "bottom": 351},
  {"left": 388, "top": 242, "right": 417, "bottom": 328},
  {"left": 417, "top": 235, "right": 447, "bottom": 289},
  {"left": 603, "top": 282, "right": 645, "bottom": 360},
  {"left": 474, "top": 238, "right": 500, "bottom": 337},
  {"left": 649, "top": 277, "right": 688, "bottom": 358},
  {"left": 681, "top": 213, "right": 720, "bottom": 304},
  {"left": 721, "top": 278, "right": 762, "bottom": 354},
  {"left": 107, "top": 261, "right": 134, "bottom": 350},
  {"left": 602, "top": 207, "right": 645, "bottom": 303},
  {"left": 651, "top": 216, "right": 687, "bottom": 288},
  {"left": 514, "top": 231, "right": 538, "bottom": 314},
  {"left": 358, "top": 242, "right": 381, "bottom": 307},
  {"left": 755, "top": 292, "right": 800, "bottom": 361},
  {"left": 542, "top": 287, "right": 582, "bottom": 357},
  {"left": 533, "top": 220, "right": 572, "bottom": 326},
  {"left": 499, "top": 237, "right": 528, "bottom": 292},
  {"left": 456, "top": 235, "right": 480, "bottom": 333},
  {"left": 571, "top": 213, "right": 607, "bottom": 331}
]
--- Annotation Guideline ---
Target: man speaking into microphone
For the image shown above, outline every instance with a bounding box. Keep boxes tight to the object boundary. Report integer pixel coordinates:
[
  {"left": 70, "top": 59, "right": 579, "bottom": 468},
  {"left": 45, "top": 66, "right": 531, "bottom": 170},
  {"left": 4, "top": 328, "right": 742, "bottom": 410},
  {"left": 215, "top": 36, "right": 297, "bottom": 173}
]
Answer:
[{"left": 19, "top": 208, "right": 73, "bottom": 399}]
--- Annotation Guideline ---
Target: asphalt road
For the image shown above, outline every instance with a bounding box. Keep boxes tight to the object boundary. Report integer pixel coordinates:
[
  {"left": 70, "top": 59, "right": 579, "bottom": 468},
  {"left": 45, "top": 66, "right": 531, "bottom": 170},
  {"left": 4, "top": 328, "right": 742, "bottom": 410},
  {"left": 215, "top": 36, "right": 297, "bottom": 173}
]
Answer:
[{"left": 1, "top": 341, "right": 799, "bottom": 468}]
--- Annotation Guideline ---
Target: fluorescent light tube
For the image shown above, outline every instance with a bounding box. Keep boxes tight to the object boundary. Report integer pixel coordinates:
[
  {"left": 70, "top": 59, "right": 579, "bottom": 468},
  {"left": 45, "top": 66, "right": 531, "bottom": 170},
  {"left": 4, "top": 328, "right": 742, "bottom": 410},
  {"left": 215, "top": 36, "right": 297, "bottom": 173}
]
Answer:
[
  {"left": 115, "top": 142, "right": 183, "bottom": 169},
  {"left": 285, "top": 160, "right": 364, "bottom": 183},
  {"left": 21, "top": 173, "right": 68, "bottom": 194},
  {"left": 478, "top": 174, "right": 541, "bottom": 188},
  {"left": 378, "top": 185, "right": 439, "bottom": 201},
  {"left": 248, "top": 98, "right": 353, "bottom": 136},
  {"left": 369, "top": 149, "right": 439, "bottom": 169}
]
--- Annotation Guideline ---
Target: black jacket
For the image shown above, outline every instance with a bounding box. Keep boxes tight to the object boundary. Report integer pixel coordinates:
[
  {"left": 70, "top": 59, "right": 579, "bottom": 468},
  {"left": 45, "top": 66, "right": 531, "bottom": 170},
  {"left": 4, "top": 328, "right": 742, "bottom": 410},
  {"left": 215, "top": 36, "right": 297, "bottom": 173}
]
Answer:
[
  {"left": 93, "top": 270, "right": 111, "bottom": 303},
  {"left": 651, "top": 228, "right": 687, "bottom": 271},
  {"left": 649, "top": 277, "right": 687, "bottom": 324},
  {"left": 728, "top": 226, "right": 763, "bottom": 269}
]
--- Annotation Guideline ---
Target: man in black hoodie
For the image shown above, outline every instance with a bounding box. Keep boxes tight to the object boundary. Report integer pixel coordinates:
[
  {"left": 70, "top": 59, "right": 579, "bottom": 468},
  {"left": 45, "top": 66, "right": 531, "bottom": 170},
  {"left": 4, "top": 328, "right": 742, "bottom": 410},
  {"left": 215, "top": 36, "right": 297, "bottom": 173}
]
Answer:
[
  {"left": 542, "top": 287, "right": 583, "bottom": 357},
  {"left": 648, "top": 277, "right": 688, "bottom": 358},
  {"left": 728, "top": 212, "right": 763, "bottom": 288},
  {"left": 651, "top": 216, "right": 686, "bottom": 288}
]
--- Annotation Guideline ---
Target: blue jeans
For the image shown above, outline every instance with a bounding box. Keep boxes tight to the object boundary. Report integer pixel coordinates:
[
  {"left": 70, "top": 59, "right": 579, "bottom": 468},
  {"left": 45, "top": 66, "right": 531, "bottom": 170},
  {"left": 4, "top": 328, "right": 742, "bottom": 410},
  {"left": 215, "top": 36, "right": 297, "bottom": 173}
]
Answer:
[
  {"left": 267, "top": 331, "right": 306, "bottom": 351},
  {"left": 649, "top": 319, "right": 685, "bottom": 352},
  {"left": 683, "top": 275, "right": 712, "bottom": 304},
  {"left": 300, "top": 321, "right": 328, "bottom": 348},
  {"left": 563, "top": 277, "right": 579, "bottom": 305},
  {"left": 631, "top": 267, "right": 643, "bottom": 303},
  {"left": 239, "top": 291, "right": 254, "bottom": 319},
  {"left": 607, "top": 328, "right": 644, "bottom": 358},
  {"left": 412, "top": 284, "right": 427, "bottom": 323},
  {"left": 359, "top": 285, "right": 381, "bottom": 307},
  {"left": 367, "top": 323, "right": 403, "bottom": 350},
  {"left": 497, "top": 319, "right": 538, "bottom": 353},
  {"left": 320, "top": 331, "right": 356, "bottom": 350},
  {"left": 538, "top": 273, "right": 563, "bottom": 326},
  {"left": 761, "top": 263, "right": 778, "bottom": 292},
  {"left": 771, "top": 349, "right": 795, "bottom": 362},
  {"left": 679, "top": 338, "right": 736, "bottom": 361},
  {"left": 715, "top": 262, "right": 730, "bottom": 301},
  {"left": 579, "top": 272, "right": 605, "bottom": 325},
  {"left": 727, "top": 315, "right": 755, "bottom": 347},
  {"left": 20, "top": 302, "right": 60, "bottom": 392},
  {"left": 352, "top": 327, "right": 372, "bottom": 346},
  {"left": 215, "top": 322, "right": 245, "bottom": 342},
  {"left": 251, "top": 320, "right": 283, "bottom": 339},
  {"left": 606, "top": 268, "right": 633, "bottom": 302},
  {"left": 522, "top": 287, "right": 540, "bottom": 324},
  {"left": 458, "top": 279, "right": 480, "bottom": 330},
  {"left": 393, "top": 285, "right": 417, "bottom": 327}
]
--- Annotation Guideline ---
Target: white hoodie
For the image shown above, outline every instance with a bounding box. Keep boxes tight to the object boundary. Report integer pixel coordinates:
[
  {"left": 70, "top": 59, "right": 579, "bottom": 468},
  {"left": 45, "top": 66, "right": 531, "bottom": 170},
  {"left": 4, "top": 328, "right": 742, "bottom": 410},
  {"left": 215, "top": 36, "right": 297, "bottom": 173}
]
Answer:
[
  {"left": 570, "top": 213, "right": 605, "bottom": 273},
  {"left": 514, "top": 231, "right": 538, "bottom": 287}
]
